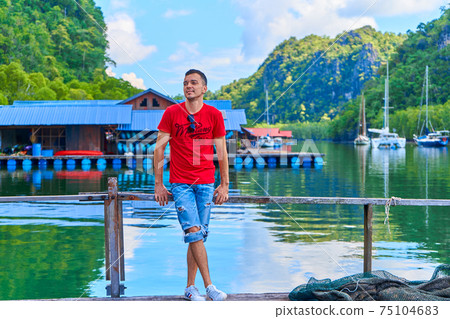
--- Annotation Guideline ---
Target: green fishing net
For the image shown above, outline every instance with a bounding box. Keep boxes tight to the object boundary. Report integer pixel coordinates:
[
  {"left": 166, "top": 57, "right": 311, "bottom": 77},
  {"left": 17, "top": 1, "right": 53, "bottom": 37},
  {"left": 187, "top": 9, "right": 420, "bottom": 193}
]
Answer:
[{"left": 289, "top": 264, "right": 450, "bottom": 301}]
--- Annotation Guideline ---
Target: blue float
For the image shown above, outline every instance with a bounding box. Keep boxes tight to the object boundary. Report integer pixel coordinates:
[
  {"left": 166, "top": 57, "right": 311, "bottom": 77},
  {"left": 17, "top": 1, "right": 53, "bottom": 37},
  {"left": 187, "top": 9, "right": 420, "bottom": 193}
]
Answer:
[
  {"left": 255, "top": 157, "right": 266, "bottom": 168},
  {"left": 112, "top": 158, "right": 121, "bottom": 166},
  {"left": 303, "top": 157, "right": 313, "bottom": 167},
  {"left": 291, "top": 157, "right": 301, "bottom": 169},
  {"left": 243, "top": 157, "right": 254, "bottom": 169},
  {"left": 66, "top": 159, "right": 76, "bottom": 171},
  {"left": 22, "top": 159, "right": 32, "bottom": 169},
  {"left": 268, "top": 157, "right": 277, "bottom": 168},
  {"left": 97, "top": 158, "right": 107, "bottom": 167},
  {"left": 7, "top": 159, "right": 16, "bottom": 167},
  {"left": 234, "top": 157, "right": 243, "bottom": 167},
  {"left": 53, "top": 159, "right": 63, "bottom": 171},
  {"left": 314, "top": 157, "right": 324, "bottom": 166},
  {"left": 38, "top": 159, "right": 47, "bottom": 168}
]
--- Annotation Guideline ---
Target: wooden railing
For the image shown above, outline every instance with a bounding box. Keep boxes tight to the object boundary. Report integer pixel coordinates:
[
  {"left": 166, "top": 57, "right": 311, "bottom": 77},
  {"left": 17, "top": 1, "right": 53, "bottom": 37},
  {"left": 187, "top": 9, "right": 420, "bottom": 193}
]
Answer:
[{"left": 1, "top": 177, "right": 449, "bottom": 298}]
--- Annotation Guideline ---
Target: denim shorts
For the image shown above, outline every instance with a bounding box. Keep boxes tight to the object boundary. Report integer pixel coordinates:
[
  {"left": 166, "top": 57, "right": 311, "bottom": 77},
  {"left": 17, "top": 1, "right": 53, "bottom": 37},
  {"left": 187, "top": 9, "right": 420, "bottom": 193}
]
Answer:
[{"left": 171, "top": 183, "right": 215, "bottom": 243}]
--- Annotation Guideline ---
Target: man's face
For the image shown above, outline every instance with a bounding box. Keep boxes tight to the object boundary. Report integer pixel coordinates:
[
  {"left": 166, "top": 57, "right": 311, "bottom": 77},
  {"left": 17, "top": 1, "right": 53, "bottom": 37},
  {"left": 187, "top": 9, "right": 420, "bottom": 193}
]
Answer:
[{"left": 183, "top": 73, "right": 207, "bottom": 100}]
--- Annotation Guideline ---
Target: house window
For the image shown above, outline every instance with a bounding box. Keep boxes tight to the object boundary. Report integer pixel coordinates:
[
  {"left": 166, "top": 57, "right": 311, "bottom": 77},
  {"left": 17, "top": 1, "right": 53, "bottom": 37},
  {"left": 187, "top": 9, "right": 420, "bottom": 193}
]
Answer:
[
  {"left": 152, "top": 98, "right": 160, "bottom": 107},
  {"left": 140, "top": 98, "right": 148, "bottom": 107}
]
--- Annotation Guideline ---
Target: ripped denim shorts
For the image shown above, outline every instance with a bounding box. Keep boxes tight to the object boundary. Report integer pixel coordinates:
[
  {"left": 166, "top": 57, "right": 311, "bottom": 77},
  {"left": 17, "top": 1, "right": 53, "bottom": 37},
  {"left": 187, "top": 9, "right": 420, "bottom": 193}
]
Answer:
[{"left": 171, "top": 183, "right": 215, "bottom": 243}]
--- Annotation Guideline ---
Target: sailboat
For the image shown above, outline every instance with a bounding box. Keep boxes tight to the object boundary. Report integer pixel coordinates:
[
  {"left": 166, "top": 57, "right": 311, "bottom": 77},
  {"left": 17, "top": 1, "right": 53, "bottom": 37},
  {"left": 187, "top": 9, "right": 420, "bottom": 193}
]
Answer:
[
  {"left": 368, "top": 61, "right": 406, "bottom": 149},
  {"left": 413, "top": 66, "right": 449, "bottom": 147},
  {"left": 258, "top": 87, "right": 274, "bottom": 148},
  {"left": 354, "top": 93, "right": 370, "bottom": 145}
]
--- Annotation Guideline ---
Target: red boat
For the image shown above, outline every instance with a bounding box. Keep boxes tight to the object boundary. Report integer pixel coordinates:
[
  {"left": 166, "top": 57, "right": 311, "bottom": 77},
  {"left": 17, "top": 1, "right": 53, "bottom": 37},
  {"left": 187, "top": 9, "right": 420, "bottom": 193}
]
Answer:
[{"left": 54, "top": 150, "right": 104, "bottom": 156}]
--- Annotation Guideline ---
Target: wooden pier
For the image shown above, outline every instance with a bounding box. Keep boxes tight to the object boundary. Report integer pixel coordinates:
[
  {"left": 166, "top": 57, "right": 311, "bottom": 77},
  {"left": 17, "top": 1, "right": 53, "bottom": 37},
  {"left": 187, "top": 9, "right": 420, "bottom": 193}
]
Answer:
[
  {"left": 1, "top": 177, "right": 448, "bottom": 300},
  {"left": 0, "top": 151, "right": 326, "bottom": 168}
]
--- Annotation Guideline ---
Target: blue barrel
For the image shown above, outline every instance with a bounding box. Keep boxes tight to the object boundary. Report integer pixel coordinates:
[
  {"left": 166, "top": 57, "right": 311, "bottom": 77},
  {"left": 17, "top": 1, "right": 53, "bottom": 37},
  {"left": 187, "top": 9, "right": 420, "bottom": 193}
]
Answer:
[
  {"left": 32, "top": 144, "right": 41, "bottom": 156},
  {"left": 112, "top": 158, "right": 121, "bottom": 166},
  {"left": 22, "top": 159, "right": 32, "bottom": 169},
  {"left": 291, "top": 157, "right": 300, "bottom": 169},
  {"left": 81, "top": 158, "right": 91, "bottom": 166},
  {"left": 268, "top": 157, "right": 277, "bottom": 168},
  {"left": 41, "top": 149, "right": 53, "bottom": 157},
  {"left": 38, "top": 159, "right": 47, "bottom": 168},
  {"left": 7, "top": 159, "right": 16, "bottom": 167},
  {"left": 303, "top": 157, "right": 313, "bottom": 167},
  {"left": 234, "top": 157, "right": 243, "bottom": 167},
  {"left": 66, "top": 159, "right": 76, "bottom": 171},
  {"left": 243, "top": 157, "right": 254, "bottom": 169},
  {"left": 53, "top": 159, "right": 63, "bottom": 170},
  {"left": 255, "top": 157, "right": 266, "bottom": 168},
  {"left": 97, "top": 158, "right": 107, "bottom": 166},
  {"left": 314, "top": 157, "right": 324, "bottom": 166}
]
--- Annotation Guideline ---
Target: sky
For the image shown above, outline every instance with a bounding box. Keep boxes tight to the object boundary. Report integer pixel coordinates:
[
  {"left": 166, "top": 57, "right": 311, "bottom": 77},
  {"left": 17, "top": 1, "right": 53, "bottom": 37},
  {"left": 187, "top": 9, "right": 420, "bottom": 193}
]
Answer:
[{"left": 93, "top": 0, "right": 447, "bottom": 97}]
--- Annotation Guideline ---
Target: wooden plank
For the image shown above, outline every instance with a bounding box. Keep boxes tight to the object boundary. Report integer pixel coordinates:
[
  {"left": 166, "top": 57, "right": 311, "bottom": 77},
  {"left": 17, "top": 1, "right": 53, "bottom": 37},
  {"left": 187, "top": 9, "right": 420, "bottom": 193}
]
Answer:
[
  {"left": 104, "top": 199, "right": 110, "bottom": 281},
  {"left": 35, "top": 292, "right": 290, "bottom": 301},
  {"left": 106, "top": 177, "right": 120, "bottom": 298},
  {"left": 364, "top": 204, "right": 373, "bottom": 273},
  {"left": 113, "top": 193, "right": 450, "bottom": 207},
  {"left": 118, "top": 199, "right": 125, "bottom": 281},
  {"left": 0, "top": 194, "right": 107, "bottom": 202}
]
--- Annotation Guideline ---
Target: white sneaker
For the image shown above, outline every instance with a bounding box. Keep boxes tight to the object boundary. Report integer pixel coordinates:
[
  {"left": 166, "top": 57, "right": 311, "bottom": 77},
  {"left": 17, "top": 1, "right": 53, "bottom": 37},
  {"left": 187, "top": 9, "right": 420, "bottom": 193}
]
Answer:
[
  {"left": 206, "top": 284, "right": 227, "bottom": 301},
  {"left": 184, "top": 285, "right": 206, "bottom": 301}
]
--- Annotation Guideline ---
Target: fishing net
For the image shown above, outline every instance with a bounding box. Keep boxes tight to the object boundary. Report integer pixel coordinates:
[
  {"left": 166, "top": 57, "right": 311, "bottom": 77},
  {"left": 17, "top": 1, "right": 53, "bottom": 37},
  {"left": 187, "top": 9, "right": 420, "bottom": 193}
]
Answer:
[{"left": 289, "top": 264, "right": 450, "bottom": 301}]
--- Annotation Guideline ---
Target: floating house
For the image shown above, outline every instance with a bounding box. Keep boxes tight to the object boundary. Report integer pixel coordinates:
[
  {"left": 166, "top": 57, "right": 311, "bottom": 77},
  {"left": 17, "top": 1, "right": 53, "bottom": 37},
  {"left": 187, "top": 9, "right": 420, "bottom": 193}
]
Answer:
[{"left": 0, "top": 88, "right": 247, "bottom": 155}]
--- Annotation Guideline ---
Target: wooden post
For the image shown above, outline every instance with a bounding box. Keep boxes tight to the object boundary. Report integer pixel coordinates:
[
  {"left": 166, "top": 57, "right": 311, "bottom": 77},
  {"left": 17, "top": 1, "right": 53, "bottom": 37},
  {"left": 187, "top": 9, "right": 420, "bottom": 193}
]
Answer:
[
  {"left": 106, "top": 177, "right": 120, "bottom": 297},
  {"left": 363, "top": 204, "right": 373, "bottom": 273}
]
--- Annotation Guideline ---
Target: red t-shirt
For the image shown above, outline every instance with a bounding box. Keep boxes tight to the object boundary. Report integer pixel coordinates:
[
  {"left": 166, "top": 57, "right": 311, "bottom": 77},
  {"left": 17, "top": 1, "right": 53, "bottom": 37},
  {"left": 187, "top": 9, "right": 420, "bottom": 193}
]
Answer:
[{"left": 157, "top": 102, "right": 226, "bottom": 184}]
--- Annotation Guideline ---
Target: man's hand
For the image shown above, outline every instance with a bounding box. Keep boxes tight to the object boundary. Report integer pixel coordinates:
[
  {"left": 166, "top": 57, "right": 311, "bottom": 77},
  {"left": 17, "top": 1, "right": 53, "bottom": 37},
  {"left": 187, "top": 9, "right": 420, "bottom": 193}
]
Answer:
[
  {"left": 213, "top": 184, "right": 229, "bottom": 205},
  {"left": 154, "top": 183, "right": 171, "bottom": 206}
]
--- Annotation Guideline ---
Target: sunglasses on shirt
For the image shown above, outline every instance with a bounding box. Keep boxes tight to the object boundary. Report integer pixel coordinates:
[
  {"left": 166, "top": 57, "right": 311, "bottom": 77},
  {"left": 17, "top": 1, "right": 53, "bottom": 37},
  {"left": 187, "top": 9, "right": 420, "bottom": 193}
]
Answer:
[{"left": 187, "top": 114, "right": 196, "bottom": 132}]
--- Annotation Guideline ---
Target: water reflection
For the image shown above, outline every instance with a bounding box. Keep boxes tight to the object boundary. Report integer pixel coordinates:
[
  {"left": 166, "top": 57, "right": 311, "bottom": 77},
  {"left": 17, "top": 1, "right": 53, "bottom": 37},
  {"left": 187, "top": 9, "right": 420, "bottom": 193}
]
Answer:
[{"left": 0, "top": 142, "right": 449, "bottom": 299}]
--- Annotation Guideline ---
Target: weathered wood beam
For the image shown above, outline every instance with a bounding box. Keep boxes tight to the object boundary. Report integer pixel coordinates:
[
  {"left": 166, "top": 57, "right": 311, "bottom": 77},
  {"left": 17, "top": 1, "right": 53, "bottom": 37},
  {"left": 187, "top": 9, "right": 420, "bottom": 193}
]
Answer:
[{"left": 364, "top": 204, "right": 373, "bottom": 273}]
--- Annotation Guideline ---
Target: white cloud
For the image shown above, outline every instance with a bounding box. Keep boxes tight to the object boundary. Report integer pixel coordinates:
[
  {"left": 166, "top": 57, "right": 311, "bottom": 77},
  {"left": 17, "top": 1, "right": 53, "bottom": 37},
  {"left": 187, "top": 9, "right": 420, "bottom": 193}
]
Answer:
[
  {"left": 111, "top": 0, "right": 130, "bottom": 10},
  {"left": 122, "top": 72, "right": 146, "bottom": 90},
  {"left": 168, "top": 42, "right": 200, "bottom": 62},
  {"left": 106, "top": 13, "right": 157, "bottom": 65},
  {"left": 233, "top": 0, "right": 379, "bottom": 59},
  {"left": 105, "top": 67, "right": 116, "bottom": 77},
  {"left": 338, "top": 0, "right": 445, "bottom": 17},
  {"left": 163, "top": 9, "right": 193, "bottom": 19}
]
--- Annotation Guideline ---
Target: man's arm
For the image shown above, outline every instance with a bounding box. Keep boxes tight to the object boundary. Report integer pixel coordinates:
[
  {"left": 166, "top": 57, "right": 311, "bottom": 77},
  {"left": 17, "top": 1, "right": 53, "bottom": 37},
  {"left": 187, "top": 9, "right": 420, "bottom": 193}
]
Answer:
[
  {"left": 154, "top": 130, "right": 171, "bottom": 206},
  {"left": 213, "top": 136, "right": 229, "bottom": 205}
]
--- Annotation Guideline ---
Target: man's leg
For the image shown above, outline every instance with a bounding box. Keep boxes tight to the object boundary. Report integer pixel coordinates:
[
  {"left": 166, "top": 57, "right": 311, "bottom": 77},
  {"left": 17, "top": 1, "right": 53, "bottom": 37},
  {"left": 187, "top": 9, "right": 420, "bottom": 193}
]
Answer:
[{"left": 186, "top": 227, "right": 212, "bottom": 288}]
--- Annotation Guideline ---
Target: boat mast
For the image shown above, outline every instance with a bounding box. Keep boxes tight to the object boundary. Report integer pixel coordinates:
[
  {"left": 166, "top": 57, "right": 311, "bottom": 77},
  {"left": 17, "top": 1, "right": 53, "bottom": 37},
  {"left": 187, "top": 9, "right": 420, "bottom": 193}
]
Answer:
[
  {"left": 362, "top": 92, "right": 366, "bottom": 136},
  {"left": 265, "top": 84, "right": 269, "bottom": 137},
  {"left": 425, "top": 65, "right": 428, "bottom": 130},
  {"left": 384, "top": 60, "right": 389, "bottom": 131}
]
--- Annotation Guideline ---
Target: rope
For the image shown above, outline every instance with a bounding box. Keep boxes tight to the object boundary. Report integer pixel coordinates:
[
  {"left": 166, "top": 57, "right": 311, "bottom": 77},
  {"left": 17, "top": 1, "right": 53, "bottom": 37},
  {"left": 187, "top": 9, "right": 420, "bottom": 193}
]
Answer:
[{"left": 385, "top": 197, "right": 401, "bottom": 234}]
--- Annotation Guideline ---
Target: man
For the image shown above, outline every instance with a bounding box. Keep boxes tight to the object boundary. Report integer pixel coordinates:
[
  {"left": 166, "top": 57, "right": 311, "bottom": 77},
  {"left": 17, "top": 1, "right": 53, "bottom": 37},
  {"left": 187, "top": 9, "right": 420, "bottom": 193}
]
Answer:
[{"left": 154, "top": 69, "right": 229, "bottom": 301}]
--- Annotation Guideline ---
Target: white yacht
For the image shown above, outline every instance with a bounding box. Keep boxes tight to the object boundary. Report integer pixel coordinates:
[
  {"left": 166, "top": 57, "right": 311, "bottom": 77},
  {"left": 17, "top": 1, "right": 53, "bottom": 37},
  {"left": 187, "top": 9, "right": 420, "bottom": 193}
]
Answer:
[{"left": 368, "top": 61, "right": 406, "bottom": 149}]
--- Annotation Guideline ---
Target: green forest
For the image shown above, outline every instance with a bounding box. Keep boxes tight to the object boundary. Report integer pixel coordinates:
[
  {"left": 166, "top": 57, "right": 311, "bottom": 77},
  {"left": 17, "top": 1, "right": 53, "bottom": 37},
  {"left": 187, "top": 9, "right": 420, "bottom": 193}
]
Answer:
[{"left": 0, "top": 0, "right": 141, "bottom": 104}]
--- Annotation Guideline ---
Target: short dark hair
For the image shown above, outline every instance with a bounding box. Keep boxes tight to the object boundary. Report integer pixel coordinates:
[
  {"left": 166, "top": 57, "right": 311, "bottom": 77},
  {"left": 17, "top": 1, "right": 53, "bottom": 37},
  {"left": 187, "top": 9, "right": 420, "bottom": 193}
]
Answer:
[{"left": 185, "top": 69, "right": 207, "bottom": 86}]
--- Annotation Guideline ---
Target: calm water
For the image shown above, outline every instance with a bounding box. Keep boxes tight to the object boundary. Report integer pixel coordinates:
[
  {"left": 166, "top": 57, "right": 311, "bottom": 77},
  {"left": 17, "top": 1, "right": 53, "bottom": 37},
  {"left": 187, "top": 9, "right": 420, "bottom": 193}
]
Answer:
[{"left": 0, "top": 141, "right": 448, "bottom": 300}]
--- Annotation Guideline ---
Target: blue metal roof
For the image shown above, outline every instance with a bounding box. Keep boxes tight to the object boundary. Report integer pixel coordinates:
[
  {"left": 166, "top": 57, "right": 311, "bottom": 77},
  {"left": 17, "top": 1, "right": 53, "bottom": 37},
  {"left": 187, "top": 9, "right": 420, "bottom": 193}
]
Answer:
[
  {"left": 13, "top": 100, "right": 122, "bottom": 106},
  {"left": 118, "top": 109, "right": 247, "bottom": 131},
  {"left": 0, "top": 103, "right": 132, "bottom": 126}
]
